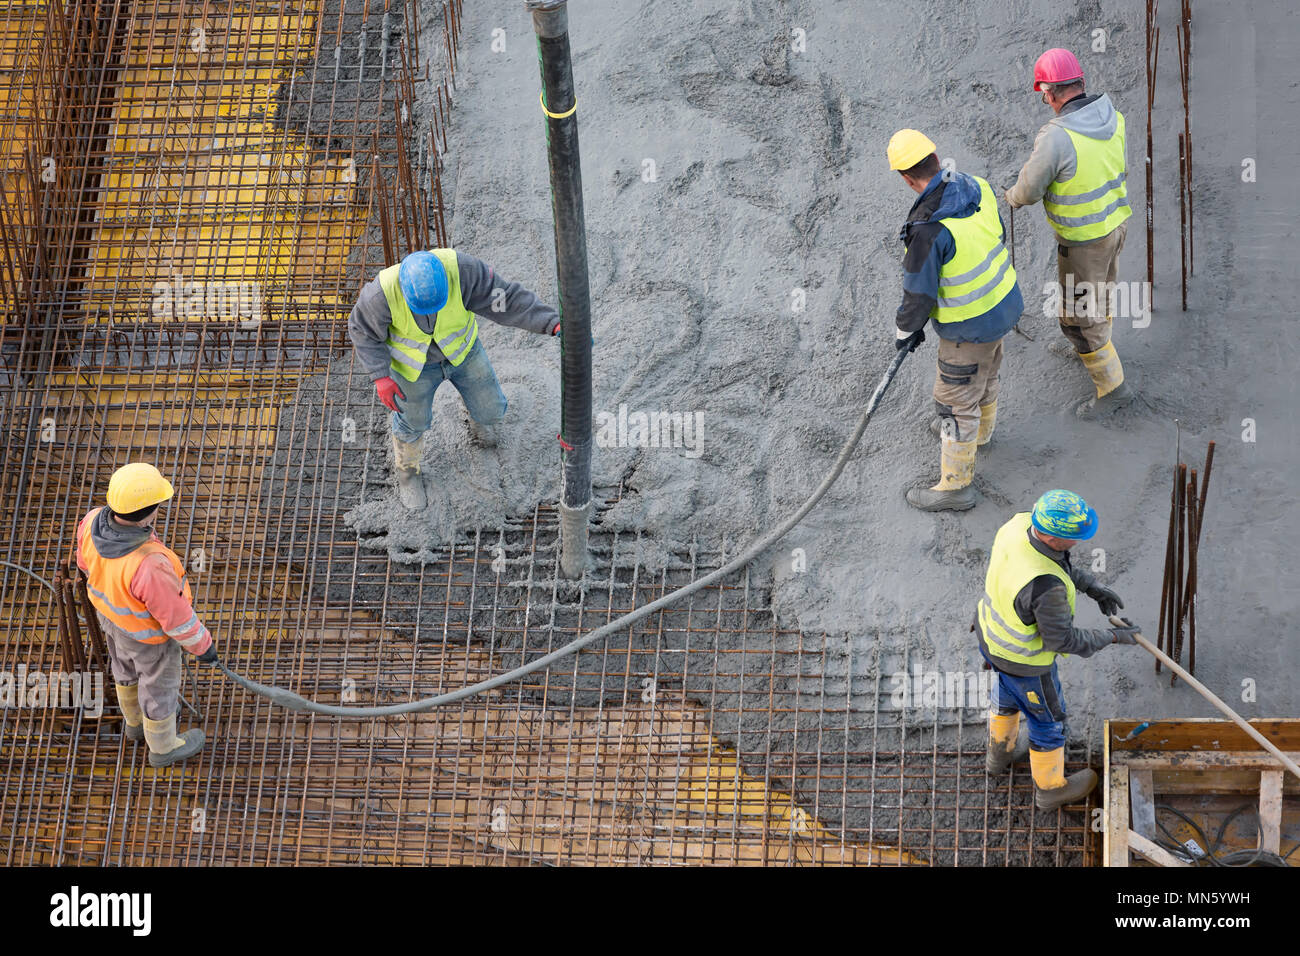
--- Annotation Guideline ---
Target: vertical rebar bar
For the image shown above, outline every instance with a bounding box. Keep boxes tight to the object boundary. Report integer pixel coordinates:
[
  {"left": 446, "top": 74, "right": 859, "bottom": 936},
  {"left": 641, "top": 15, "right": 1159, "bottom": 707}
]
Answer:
[
  {"left": 1155, "top": 463, "right": 1178, "bottom": 673},
  {"left": 1171, "top": 464, "right": 1186, "bottom": 685},
  {"left": 1008, "top": 205, "right": 1015, "bottom": 269},
  {"left": 1145, "top": 0, "right": 1159, "bottom": 313},
  {"left": 1178, "top": 133, "right": 1187, "bottom": 311},
  {"left": 1188, "top": 441, "right": 1214, "bottom": 675}
]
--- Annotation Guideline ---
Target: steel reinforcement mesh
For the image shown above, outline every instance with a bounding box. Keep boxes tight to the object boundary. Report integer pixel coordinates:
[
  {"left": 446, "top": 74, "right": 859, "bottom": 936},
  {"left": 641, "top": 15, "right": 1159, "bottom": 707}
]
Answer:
[{"left": 0, "top": 0, "right": 1099, "bottom": 866}]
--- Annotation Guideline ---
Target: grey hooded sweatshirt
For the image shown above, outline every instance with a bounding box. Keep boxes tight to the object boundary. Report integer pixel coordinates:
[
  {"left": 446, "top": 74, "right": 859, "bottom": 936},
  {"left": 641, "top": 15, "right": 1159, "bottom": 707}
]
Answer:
[
  {"left": 1006, "top": 92, "right": 1127, "bottom": 246},
  {"left": 348, "top": 251, "right": 559, "bottom": 382}
]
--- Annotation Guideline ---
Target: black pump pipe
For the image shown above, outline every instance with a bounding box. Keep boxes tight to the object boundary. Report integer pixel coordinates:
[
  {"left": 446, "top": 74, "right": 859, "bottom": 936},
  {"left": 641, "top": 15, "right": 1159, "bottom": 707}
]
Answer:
[{"left": 528, "top": 0, "right": 592, "bottom": 579}]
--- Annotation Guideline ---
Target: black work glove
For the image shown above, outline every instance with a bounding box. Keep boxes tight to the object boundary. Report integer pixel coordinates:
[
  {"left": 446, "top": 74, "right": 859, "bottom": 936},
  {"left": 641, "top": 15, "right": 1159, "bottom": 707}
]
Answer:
[
  {"left": 198, "top": 644, "right": 219, "bottom": 665},
  {"left": 1109, "top": 618, "right": 1140, "bottom": 646},
  {"left": 895, "top": 328, "right": 925, "bottom": 352},
  {"left": 1088, "top": 583, "right": 1124, "bottom": 617}
]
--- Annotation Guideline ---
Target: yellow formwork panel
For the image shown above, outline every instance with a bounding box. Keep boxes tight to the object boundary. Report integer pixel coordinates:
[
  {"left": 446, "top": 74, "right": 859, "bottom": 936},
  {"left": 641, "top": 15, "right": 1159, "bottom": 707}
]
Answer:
[
  {"left": 5, "top": 1, "right": 903, "bottom": 868},
  {"left": 0, "top": 6, "right": 49, "bottom": 168},
  {"left": 0, "top": 4, "right": 53, "bottom": 315},
  {"left": 86, "top": 1, "right": 362, "bottom": 321},
  {"left": 681, "top": 747, "right": 924, "bottom": 864}
]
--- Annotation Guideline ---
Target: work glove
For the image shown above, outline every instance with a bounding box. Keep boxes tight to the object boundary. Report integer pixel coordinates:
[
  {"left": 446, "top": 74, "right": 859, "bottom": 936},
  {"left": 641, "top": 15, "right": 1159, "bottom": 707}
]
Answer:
[
  {"left": 1087, "top": 583, "right": 1124, "bottom": 617},
  {"left": 1109, "top": 618, "right": 1140, "bottom": 646},
  {"left": 1003, "top": 188, "right": 1022, "bottom": 209},
  {"left": 895, "top": 328, "right": 925, "bottom": 353},
  {"left": 374, "top": 376, "right": 405, "bottom": 412},
  {"left": 198, "top": 644, "right": 219, "bottom": 665}
]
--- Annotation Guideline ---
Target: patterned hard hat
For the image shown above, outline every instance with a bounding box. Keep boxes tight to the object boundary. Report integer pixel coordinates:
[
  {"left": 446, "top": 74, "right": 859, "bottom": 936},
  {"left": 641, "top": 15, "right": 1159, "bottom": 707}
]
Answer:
[{"left": 1031, "top": 489, "right": 1098, "bottom": 540}]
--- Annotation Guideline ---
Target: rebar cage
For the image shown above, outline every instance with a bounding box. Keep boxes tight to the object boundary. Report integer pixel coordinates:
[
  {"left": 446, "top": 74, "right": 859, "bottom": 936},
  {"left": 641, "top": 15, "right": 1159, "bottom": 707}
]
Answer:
[{"left": 0, "top": 0, "right": 1098, "bottom": 866}]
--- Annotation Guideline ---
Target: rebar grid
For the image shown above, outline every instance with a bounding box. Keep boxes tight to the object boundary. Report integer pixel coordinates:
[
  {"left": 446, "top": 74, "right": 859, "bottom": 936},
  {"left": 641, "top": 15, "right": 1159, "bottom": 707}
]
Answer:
[{"left": 1, "top": 0, "right": 1098, "bottom": 866}]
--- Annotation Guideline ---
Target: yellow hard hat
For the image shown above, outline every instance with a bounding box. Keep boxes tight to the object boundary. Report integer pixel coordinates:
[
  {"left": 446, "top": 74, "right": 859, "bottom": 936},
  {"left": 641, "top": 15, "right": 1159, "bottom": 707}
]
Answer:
[
  {"left": 107, "top": 463, "right": 174, "bottom": 514},
  {"left": 887, "top": 129, "right": 937, "bottom": 171}
]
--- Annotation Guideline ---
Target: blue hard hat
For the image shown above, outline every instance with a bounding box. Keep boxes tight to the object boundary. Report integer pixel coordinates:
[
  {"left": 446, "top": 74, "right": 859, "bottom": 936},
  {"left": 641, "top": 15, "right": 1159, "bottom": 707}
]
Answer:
[
  {"left": 1031, "top": 489, "right": 1098, "bottom": 540},
  {"left": 398, "top": 251, "right": 449, "bottom": 315}
]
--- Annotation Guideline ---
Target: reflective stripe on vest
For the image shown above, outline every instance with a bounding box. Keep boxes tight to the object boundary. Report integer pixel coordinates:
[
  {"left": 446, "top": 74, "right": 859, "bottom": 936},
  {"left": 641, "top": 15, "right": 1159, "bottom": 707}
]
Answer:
[
  {"left": 977, "top": 511, "right": 1076, "bottom": 668},
  {"left": 1043, "top": 111, "right": 1132, "bottom": 242},
  {"left": 930, "top": 177, "right": 1019, "bottom": 324},
  {"left": 77, "top": 508, "right": 192, "bottom": 645},
  {"left": 378, "top": 249, "right": 479, "bottom": 382}
]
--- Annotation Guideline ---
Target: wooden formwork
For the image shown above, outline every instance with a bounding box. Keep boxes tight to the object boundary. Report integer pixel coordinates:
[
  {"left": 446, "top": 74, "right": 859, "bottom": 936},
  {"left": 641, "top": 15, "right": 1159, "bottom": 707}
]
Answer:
[{"left": 1104, "top": 718, "right": 1300, "bottom": 866}]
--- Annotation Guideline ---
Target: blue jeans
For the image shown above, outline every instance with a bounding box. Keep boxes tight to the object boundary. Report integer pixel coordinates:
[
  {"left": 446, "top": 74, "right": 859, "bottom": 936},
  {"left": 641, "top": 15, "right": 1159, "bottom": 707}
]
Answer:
[
  {"left": 390, "top": 338, "right": 508, "bottom": 442},
  {"left": 980, "top": 646, "right": 1068, "bottom": 751}
]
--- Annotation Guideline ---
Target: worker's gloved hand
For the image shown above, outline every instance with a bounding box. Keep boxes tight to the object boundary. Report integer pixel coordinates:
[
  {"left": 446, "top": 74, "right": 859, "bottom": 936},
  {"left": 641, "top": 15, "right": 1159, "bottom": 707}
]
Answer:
[
  {"left": 1003, "top": 188, "right": 1021, "bottom": 209},
  {"left": 198, "top": 644, "right": 219, "bottom": 665},
  {"left": 1087, "top": 583, "right": 1124, "bottom": 617},
  {"left": 374, "top": 376, "right": 405, "bottom": 412},
  {"left": 895, "top": 328, "right": 925, "bottom": 353},
  {"left": 1110, "top": 618, "right": 1140, "bottom": 645}
]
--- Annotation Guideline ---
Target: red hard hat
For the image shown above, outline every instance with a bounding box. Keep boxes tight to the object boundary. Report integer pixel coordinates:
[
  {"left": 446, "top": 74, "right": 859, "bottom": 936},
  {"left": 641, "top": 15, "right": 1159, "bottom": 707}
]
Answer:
[{"left": 1033, "top": 48, "right": 1084, "bottom": 91}]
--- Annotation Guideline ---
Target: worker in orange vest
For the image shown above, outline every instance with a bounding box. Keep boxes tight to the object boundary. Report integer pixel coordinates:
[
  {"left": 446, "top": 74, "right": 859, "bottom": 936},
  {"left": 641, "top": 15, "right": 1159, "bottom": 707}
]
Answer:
[{"left": 75, "top": 463, "right": 215, "bottom": 768}]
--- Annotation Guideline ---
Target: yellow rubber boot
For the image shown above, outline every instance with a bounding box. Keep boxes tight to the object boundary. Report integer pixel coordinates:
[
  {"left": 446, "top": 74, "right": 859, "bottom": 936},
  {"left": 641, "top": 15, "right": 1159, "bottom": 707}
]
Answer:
[
  {"left": 1076, "top": 340, "right": 1134, "bottom": 417},
  {"left": 1030, "top": 747, "right": 1098, "bottom": 809},
  {"left": 976, "top": 400, "right": 997, "bottom": 446},
  {"left": 116, "top": 682, "right": 144, "bottom": 743},
  {"left": 390, "top": 432, "right": 428, "bottom": 511},
  {"left": 906, "top": 438, "right": 977, "bottom": 512},
  {"left": 1079, "top": 340, "right": 1124, "bottom": 396},
  {"left": 143, "top": 713, "right": 206, "bottom": 768},
  {"left": 985, "top": 709, "right": 1027, "bottom": 774}
]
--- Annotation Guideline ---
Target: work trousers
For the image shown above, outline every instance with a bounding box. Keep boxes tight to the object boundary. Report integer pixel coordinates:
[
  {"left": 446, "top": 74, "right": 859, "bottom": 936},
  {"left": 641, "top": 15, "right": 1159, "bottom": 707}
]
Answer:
[
  {"left": 986, "top": 656, "right": 1068, "bottom": 751},
  {"left": 932, "top": 337, "right": 1003, "bottom": 444},
  {"left": 391, "top": 338, "right": 508, "bottom": 442},
  {"left": 102, "top": 616, "right": 182, "bottom": 720},
  {"left": 1056, "top": 220, "right": 1127, "bottom": 354}
]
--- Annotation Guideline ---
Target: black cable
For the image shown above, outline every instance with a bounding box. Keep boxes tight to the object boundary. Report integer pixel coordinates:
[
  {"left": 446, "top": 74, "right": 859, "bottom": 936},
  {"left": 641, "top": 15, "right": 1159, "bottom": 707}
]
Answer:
[{"left": 1154, "top": 803, "right": 1291, "bottom": 867}]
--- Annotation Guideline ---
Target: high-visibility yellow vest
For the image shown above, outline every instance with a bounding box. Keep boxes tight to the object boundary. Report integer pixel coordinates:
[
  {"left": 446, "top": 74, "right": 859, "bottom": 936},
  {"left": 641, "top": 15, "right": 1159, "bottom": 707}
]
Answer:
[
  {"left": 977, "top": 511, "right": 1076, "bottom": 669},
  {"left": 930, "top": 177, "right": 1018, "bottom": 324},
  {"left": 1043, "top": 111, "right": 1132, "bottom": 242},
  {"left": 78, "top": 508, "right": 192, "bottom": 645},
  {"left": 378, "top": 248, "right": 478, "bottom": 382}
]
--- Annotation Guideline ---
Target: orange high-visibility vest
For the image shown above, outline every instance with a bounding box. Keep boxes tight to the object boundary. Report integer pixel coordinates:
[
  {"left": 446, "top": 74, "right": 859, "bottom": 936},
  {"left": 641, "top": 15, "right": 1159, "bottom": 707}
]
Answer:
[{"left": 77, "top": 507, "right": 191, "bottom": 645}]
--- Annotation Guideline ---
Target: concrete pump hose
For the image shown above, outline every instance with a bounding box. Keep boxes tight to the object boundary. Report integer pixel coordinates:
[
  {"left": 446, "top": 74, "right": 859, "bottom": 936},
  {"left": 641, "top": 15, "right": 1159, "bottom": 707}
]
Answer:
[{"left": 218, "top": 344, "right": 917, "bottom": 718}]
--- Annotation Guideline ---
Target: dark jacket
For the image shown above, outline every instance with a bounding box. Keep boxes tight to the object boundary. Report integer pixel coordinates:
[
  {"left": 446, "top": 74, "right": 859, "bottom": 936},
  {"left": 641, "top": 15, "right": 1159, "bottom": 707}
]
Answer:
[
  {"left": 896, "top": 171, "right": 1023, "bottom": 343},
  {"left": 978, "top": 527, "right": 1117, "bottom": 676}
]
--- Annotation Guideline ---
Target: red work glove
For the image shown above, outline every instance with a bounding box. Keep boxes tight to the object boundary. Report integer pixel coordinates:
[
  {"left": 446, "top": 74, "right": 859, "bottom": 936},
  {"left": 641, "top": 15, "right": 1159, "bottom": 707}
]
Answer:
[{"left": 375, "top": 376, "right": 405, "bottom": 412}]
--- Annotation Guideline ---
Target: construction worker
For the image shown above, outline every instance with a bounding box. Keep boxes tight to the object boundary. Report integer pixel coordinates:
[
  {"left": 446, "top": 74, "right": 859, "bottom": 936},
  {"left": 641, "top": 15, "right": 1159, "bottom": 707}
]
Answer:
[
  {"left": 976, "top": 489, "right": 1140, "bottom": 809},
  {"left": 348, "top": 249, "right": 560, "bottom": 511},
  {"left": 1006, "top": 48, "right": 1135, "bottom": 418},
  {"left": 889, "top": 129, "right": 1024, "bottom": 512},
  {"left": 75, "top": 463, "right": 214, "bottom": 768}
]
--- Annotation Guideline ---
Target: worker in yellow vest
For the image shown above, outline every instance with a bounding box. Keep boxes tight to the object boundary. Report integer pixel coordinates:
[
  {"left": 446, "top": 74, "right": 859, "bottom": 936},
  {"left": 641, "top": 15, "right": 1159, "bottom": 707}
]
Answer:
[
  {"left": 976, "top": 490, "right": 1140, "bottom": 809},
  {"left": 1006, "top": 48, "right": 1135, "bottom": 419},
  {"left": 348, "top": 250, "right": 560, "bottom": 510},
  {"left": 75, "top": 463, "right": 216, "bottom": 768},
  {"left": 888, "top": 129, "right": 1024, "bottom": 512}
]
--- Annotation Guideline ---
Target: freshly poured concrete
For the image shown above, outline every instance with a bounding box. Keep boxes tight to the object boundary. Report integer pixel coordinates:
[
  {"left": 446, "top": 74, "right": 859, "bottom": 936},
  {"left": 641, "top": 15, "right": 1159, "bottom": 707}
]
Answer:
[{"left": 281, "top": 0, "right": 1299, "bottom": 761}]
